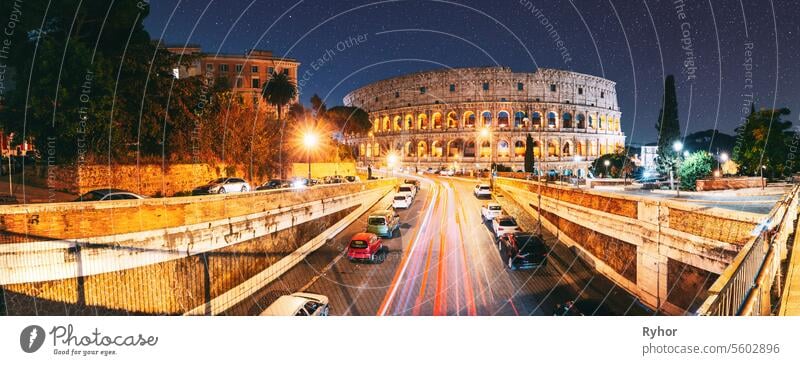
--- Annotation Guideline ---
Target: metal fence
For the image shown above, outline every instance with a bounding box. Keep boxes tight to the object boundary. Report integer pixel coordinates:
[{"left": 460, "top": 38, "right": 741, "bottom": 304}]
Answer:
[{"left": 697, "top": 185, "right": 800, "bottom": 316}]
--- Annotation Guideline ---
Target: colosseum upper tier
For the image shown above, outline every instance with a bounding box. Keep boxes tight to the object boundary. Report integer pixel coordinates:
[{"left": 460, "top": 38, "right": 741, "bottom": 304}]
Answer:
[{"left": 343, "top": 67, "right": 626, "bottom": 175}]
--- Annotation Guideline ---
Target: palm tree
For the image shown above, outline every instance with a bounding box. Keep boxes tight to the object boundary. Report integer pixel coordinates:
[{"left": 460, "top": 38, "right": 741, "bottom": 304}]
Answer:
[{"left": 261, "top": 72, "right": 298, "bottom": 178}]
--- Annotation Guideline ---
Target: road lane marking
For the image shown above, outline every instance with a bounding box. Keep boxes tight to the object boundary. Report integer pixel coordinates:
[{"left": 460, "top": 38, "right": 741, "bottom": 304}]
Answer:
[
  {"left": 377, "top": 184, "right": 438, "bottom": 316},
  {"left": 454, "top": 187, "right": 478, "bottom": 316}
]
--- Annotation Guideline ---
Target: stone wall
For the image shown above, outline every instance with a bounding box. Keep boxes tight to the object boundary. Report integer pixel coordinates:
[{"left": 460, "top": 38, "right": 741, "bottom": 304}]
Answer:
[
  {"left": 290, "top": 162, "right": 356, "bottom": 179},
  {"left": 696, "top": 177, "right": 766, "bottom": 191}
]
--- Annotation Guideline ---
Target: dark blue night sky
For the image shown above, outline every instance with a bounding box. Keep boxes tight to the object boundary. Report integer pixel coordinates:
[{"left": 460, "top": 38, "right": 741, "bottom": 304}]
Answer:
[{"left": 144, "top": 0, "right": 800, "bottom": 145}]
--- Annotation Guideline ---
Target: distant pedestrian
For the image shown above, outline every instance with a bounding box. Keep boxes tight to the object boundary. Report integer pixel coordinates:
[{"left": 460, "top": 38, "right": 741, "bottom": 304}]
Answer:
[{"left": 367, "top": 165, "right": 372, "bottom": 179}]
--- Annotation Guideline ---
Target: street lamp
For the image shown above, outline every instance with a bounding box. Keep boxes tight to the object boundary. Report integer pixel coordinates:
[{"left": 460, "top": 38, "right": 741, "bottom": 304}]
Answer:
[
  {"left": 387, "top": 152, "right": 399, "bottom": 177},
  {"left": 303, "top": 131, "right": 319, "bottom": 182},
  {"left": 718, "top": 152, "right": 729, "bottom": 176},
  {"left": 760, "top": 165, "right": 767, "bottom": 190},
  {"left": 603, "top": 159, "right": 610, "bottom": 178},
  {"left": 672, "top": 141, "right": 684, "bottom": 197}
]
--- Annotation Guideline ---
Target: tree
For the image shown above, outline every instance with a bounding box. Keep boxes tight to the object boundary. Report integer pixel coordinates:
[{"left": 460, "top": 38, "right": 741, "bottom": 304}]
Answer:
[
  {"left": 590, "top": 152, "right": 632, "bottom": 178},
  {"left": 524, "top": 134, "right": 535, "bottom": 173},
  {"left": 678, "top": 151, "right": 713, "bottom": 190},
  {"left": 261, "top": 72, "right": 297, "bottom": 179},
  {"left": 732, "top": 107, "right": 795, "bottom": 177},
  {"left": 309, "top": 94, "right": 327, "bottom": 118},
  {"left": 655, "top": 75, "right": 681, "bottom": 176},
  {"left": 325, "top": 106, "right": 370, "bottom": 134}
]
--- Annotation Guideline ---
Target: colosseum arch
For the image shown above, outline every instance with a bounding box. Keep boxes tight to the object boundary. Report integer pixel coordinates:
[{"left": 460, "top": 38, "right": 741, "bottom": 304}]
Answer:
[
  {"left": 532, "top": 112, "right": 542, "bottom": 127},
  {"left": 447, "top": 138, "right": 464, "bottom": 157},
  {"left": 464, "top": 140, "right": 476, "bottom": 157},
  {"left": 404, "top": 141, "right": 415, "bottom": 157},
  {"left": 599, "top": 115, "right": 606, "bottom": 130},
  {"left": 359, "top": 143, "right": 366, "bottom": 157},
  {"left": 481, "top": 111, "right": 492, "bottom": 127},
  {"left": 576, "top": 113, "right": 586, "bottom": 129},
  {"left": 589, "top": 140, "right": 598, "bottom": 156},
  {"left": 562, "top": 112, "right": 573, "bottom": 128},
  {"left": 497, "top": 111, "right": 510, "bottom": 128},
  {"left": 373, "top": 143, "right": 381, "bottom": 157},
  {"left": 418, "top": 114, "right": 428, "bottom": 130},
  {"left": 373, "top": 118, "right": 380, "bottom": 132},
  {"left": 588, "top": 114, "right": 595, "bottom": 128},
  {"left": 417, "top": 141, "right": 428, "bottom": 157},
  {"left": 405, "top": 115, "right": 414, "bottom": 130},
  {"left": 497, "top": 140, "right": 510, "bottom": 157},
  {"left": 514, "top": 111, "right": 526, "bottom": 128},
  {"left": 447, "top": 111, "right": 458, "bottom": 128},
  {"left": 366, "top": 142, "right": 373, "bottom": 157},
  {"left": 562, "top": 141, "right": 572, "bottom": 157},
  {"left": 575, "top": 141, "right": 584, "bottom": 156},
  {"left": 513, "top": 140, "right": 525, "bottom": 157},
  {"left": 533, "top": 140, "right": 542, "bottom": 158},
  {"left": 547, "top": 112, "right": 557, "bottom": 128},
  {"left": 431, "top": 140, "right": 444, "bottom": 157},
  {"left": 432, "top": 112, "right": 443, "bottom": 129},
  {"left": 382, "top": 116, "right": 390, "bottom": 131},
  {"left": 480, "top": 140, "right": 491, "bottom": 157},
  {"left": 464, "top": 111, "right": 476, "bottom": 128},
  {"left": 548, "top": 139, "right": 560, "bottom": 157}
]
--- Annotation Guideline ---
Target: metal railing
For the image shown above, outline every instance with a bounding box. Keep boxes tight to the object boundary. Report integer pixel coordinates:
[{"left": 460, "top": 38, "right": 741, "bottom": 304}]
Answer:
[{"left": 697, "top": 185, "right": 800, "bottom": 315}]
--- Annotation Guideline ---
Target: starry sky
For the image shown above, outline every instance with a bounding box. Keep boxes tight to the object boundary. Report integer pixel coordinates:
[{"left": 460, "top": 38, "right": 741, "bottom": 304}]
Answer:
[{"left": 143, "top": 0, "right": 800, "bottom": 145}]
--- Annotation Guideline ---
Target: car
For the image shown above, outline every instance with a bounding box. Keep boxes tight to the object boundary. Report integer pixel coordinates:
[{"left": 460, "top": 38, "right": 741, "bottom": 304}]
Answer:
[
  {"left": 322, "top": 175, "right": 345, "bottom": 184},
  {"left": 553, "top": 300, "right": 584, "bottom": 316},
  {"left": 344, "top": 175, "right": 361, "bottom": 183},
  {"left": 192, "top": 177, "right": 250, "bottom": 195},
  {"left": 481, "top": 203, "right": 503, "bottom": 222},
  {"left": 347, "top": 232, "right": 385, "bottom": 263},
  {"left": 256, "top": 179, "right": 291, "bottom": 191},
  {"left": 291, "top": 177, "right": 319, "bottom": 188},
  {"left": 260, "top": 292, "right": 330, "bottom": 316},
  {"left": 491, "top": 215, "right": 520, "bottom": 238},
  {"left": 75, "top": 189, "right": 146, "bottom": 202},
  {"left": 397, "top": 184, "right": 416, "bottom": 199},
  {"left": 392, "top": 194, "right": 412, "bottom": 209},
  {"left": 403, "top": 179, "right": 421, "bottom": 190},
  {"left": 473, "top": 184, "right": 492, "bottom": 198},
  {"left": 366, "top": 210, "right": 401, "bottom": 238},
  {"left": 439, "top": 169, "right": 454, "bottom": 176},
  {"left": 498, "top": 232, "right": 547, "bottom": 270}
]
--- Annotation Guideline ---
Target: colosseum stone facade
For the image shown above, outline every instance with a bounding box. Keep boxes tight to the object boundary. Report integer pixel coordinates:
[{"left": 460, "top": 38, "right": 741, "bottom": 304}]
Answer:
[{"left": 343, "top": 67, "right": 626, "bottom": 176}]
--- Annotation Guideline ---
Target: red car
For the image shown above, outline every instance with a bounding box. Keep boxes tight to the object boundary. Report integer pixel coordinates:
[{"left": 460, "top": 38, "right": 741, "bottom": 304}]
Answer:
[{"left": 347, "top": 233, "right": 385, "bottom": 263}]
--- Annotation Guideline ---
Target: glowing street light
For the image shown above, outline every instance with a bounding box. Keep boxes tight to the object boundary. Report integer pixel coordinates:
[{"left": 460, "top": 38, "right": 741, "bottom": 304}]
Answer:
[
  {"left": 720, "top": 152, "right": 729, "bottom": 162},
  {"left": 672, "top": 140, "right": 685, "bottom": 197},
  {"left": 672, "top": 141, "right": 684, "bottom": 152},
  {"left": 387, "top": 151, "right": 399, "bottom": 177},
  {"left": 303, "top": 131, "right": 319, "bottom": 181},
  {"left": 603, "top": 159, "right": 610, "bottom": 178}
]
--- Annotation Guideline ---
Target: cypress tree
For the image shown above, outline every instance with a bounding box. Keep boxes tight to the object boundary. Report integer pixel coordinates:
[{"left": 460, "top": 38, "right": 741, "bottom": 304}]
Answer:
[
  {"left": 524, "top": 133, "right": 535, "bottom": 173},
  {"left": 655, "top": 75, "right": 681, "bottom": 176}
]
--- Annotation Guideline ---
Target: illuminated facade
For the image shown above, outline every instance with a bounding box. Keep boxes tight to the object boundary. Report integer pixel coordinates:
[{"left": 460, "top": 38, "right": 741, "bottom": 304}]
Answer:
[{"left": 343, "top": 67, "right": 625, "bottom": 175}]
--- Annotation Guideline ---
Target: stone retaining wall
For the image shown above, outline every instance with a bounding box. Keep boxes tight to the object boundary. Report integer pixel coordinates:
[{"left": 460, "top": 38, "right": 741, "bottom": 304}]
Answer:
[{"left": 696, "top": 177, "right": 765, "bottom": 191}]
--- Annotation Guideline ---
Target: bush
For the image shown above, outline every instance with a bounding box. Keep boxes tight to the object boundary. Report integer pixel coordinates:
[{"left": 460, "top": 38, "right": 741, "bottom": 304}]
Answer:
[{"left": 678, "top": 151, "right": 713, "bottom": 190}]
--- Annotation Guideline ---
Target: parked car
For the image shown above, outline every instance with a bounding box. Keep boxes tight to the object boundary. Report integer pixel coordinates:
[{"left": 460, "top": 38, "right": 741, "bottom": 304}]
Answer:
[
  {"left": 473, "top": 184, "right": 492, "bottom": 198},
  {"left": 75, "top": 189, "right": 146, "bottom": 202},
  {"left": 481, "top": 203, "right": 503, "bottom": 222},
  {"left": 291, "top": 177, "right": 319, "bottom": 188},
  {"left": 498, "top": 232, "right": 547, "bottom": 270},
  {"left": 392, "top": 194, "right": 412, "bottom": 209},
  {"left": 439, "top": 169, "right": 454, "bottom": 176},
  {"left": 323, "top": 175, "right": 345, "bottom": 184},
  {"left": 403, "top": 179, "right": 421, "bottom": 190},
  {"left": 491, "top": 215, "right": 520, "bottom": 238},
  {"left": 397, "top": 184, "right": 416, "bottom": 199},
  {"left": 257, "top": 179, "right": 291, "bottom": 190},
  {"left": 344, "top": 175, "right": 361, "bottom": 183},
  {"left": 192, "top": 177, "right": 250, "bottom": 195},
  {"left": 366, "top": 210, "right": 401, "bottom": 238},
  {"left": 260, "top": 292, "right": 330, "bottom": 316},
  {"left": 347, "top": 232, "right": 385, "bottom": 263}
]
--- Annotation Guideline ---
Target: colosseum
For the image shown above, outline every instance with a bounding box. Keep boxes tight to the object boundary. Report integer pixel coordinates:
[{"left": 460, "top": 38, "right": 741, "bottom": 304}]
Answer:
[{"left": 343, "top": 67, "right": 626, "bottom": 177}]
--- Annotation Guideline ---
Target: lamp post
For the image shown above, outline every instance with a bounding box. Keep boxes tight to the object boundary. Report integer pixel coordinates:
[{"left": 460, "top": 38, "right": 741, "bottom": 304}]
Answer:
[
  {"left": 672, "top": 141, "right": 684, "bottom": 197},
  {"left": 603, "top": 159, "right": 610, "bottom": 178},
  {"left": 387, "top": 152, "right": 399, "bottom": 178},
  {"left": 303, "top": 131, "right": 319, "bottom": 182},
  {"left": 760, "top": 165, "right": 766, "bottom": 189},
  {"left": 719, "top": 151, "right": 729, "bottom": 177}
]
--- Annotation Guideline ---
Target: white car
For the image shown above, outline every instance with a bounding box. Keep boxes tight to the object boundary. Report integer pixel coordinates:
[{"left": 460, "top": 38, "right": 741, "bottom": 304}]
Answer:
[
  {"left": 474, "top": 184, "right": 492, "bottom": 198},
  {"left": 393, "top": 194, "right": 412, "bottom": 209},
  {"left": 260, "top": 292, "right": 330, "bottom": 316},
  {"left": 492, "top": 215, "right": 520, "bottom": 238},
  {"left": 481, "top": 203, "right": 503, "bottom": 222},
  {"left": 439, "top": 169, "right": 454, "bottom": 176},
  {"left": 192, "top": 177, "right": 251, "bottom": 195},
  {"left": 397, "top": 184, "right": 416, "bottom": 199}
]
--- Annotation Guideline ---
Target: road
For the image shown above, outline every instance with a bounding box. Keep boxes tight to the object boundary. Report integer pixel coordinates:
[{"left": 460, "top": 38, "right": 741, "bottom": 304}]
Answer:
[{"left": 235, "top": 173, "right": 650, "bottom": 316}]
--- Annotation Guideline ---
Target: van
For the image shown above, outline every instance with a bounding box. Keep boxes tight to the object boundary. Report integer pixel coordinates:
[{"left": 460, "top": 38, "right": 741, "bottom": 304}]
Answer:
[{"left": 366, "top": 209, "right": 401, "bottom": 238}]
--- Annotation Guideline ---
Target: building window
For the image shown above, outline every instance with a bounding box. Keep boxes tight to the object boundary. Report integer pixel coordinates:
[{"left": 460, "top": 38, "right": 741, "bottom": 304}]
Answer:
[
  {"left": 395, "top": 91, "right": 400, "bottom": 98},
  {"left": 420, "top": 87, "right": 426, "bottom": 94},
  {"left": 578, "top": 87, "right": 583, "bottom": 95},
  {"left": 375, "top": 96, "right": 379, "bottom": 102},
  {"left": 601, "top": 91, "right": 605, "bottom": 98},
  {"left": 482, "top": 82, "right": 490, "bottom": 91},
  {"left": 205, "top": 64, "right": 214, "bottom": 72},
  {"left": 253, "top": 95, "right": 260, "bottom": 105},
  {"left": 449, "top": 84, "right": 455, "bottom": 92},
  {"left": 251, "top": 65, "right": 259, "bottom": 73},
  {"left": 268, "top": 67, "right": 274, "bottom": 75},
  {"left": 252, "top": 78, "right": 260, "bottom": 89},
  {"left": 517, "top": 82, "right": 524, "bottom": 91},
  {"left": 219, "top": 64, "right": 229, "bottom": 72},
  {"left": 283, "top": 68, "right": 289, "bottom": 75},
  {"left": 236, "top": 77, "right": 243, "bottom": 88},
  {"left": 550, "top": 84, "right": 556, "bottom": 92},
  {"left": 235, "top": 64, "right": 243, "bottom": 72}
]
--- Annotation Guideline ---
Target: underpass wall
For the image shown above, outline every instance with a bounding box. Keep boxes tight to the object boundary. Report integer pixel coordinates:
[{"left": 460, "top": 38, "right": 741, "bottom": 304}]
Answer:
[
  {"left": 496, "top": 177, "right": 762, "bottom": 314},
  {"left": 0, "top": 179, "right": 395, "bottom": 315}
]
